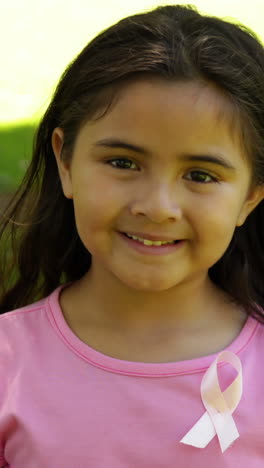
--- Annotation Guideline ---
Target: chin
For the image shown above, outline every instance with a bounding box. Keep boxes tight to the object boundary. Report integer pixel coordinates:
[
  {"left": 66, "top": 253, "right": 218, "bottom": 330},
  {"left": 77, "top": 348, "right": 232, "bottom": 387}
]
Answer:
[{"left": 119, "top": 274, "right": 177, "bottom": 292}]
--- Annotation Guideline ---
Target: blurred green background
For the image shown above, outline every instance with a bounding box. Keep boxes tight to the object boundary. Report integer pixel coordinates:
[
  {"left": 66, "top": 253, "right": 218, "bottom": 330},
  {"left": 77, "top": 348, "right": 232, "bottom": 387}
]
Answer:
[{"left": 1, "top": 0, "right": 264, "bottom": 199}]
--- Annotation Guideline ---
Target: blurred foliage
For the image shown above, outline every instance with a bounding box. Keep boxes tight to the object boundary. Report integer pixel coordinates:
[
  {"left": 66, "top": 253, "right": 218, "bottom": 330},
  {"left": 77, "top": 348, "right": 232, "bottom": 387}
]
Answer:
[{"left": 0, "top": 123, "right": 37, "bottom": 193}]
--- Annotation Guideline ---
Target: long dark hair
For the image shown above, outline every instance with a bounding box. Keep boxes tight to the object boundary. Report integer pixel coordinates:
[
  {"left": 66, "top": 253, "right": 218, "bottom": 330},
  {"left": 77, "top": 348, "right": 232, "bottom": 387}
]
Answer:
[{"left": 1, "top": 3, "right": 264, "bottom": 321}]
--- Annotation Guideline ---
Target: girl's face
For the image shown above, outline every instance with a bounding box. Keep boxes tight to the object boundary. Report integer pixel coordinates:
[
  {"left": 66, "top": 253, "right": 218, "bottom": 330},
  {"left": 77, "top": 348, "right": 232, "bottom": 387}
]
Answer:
[{"left": 52, "top": 79, "right": 264, "bottom": 292}]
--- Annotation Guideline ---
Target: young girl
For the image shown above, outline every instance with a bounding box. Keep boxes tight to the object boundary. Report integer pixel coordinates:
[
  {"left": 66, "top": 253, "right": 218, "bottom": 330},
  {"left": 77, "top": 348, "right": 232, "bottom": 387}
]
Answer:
[{"left": 1, "top": 3, "right": 264, "bottom": 466}]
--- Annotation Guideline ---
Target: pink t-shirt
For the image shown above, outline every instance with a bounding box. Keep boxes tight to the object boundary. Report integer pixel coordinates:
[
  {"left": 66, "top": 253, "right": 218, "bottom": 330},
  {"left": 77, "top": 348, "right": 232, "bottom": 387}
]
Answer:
[{"left": 0, "top": 283, "right": 264, "bottom": 467}]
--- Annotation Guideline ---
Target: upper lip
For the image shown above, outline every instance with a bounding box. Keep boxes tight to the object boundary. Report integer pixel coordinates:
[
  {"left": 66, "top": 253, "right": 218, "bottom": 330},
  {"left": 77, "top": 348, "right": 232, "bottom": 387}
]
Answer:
[{"left": 120, "top": 231, "right": 180, "bottom": 241}]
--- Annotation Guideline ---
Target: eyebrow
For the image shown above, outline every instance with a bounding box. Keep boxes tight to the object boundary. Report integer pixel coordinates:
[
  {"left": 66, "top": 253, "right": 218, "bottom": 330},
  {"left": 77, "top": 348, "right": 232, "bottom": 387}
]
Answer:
[{"left": 93, "top": 138, "right": 236, "bottom": 171}]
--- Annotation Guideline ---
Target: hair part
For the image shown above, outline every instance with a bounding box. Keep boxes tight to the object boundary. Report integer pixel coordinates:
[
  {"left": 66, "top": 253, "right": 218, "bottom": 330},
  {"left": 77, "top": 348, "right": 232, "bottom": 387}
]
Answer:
[{"left": 1, "top": 3, "right": 264, "bottom": 322}]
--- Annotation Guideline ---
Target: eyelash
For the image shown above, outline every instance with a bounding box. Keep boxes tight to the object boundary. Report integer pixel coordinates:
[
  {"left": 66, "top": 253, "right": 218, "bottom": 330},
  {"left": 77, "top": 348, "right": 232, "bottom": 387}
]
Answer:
[{"left": 105, "top": 158, "right": 220, "bottom": 184}]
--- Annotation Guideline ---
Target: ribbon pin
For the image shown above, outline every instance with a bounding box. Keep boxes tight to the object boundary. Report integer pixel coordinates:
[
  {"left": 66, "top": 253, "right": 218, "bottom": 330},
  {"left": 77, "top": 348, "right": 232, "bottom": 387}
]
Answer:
[{"left": 180, "top": 350, "right": 243, "bottom": 453}]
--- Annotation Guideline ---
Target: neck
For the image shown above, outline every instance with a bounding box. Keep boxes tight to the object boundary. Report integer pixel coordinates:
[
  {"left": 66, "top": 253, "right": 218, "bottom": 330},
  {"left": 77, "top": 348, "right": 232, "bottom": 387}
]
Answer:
[{"left": 64, "top": 264, "right": 240, "bottom": 336}]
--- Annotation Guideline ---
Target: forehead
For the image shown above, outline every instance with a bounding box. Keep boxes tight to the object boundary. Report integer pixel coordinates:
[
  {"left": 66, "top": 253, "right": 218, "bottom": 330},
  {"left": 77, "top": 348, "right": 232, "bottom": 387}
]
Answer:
[
  {"left": 79, "top": 78, "right": 247, "bottom": 164},
  {"left": 113, "top": 78, "right": 228, "bottom": 116},
  {"left": 91, "top": 79, "right": 240, "bottom": 137}
]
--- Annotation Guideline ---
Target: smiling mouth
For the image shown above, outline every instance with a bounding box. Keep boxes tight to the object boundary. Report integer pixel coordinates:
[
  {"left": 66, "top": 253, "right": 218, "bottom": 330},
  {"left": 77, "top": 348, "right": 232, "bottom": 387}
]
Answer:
[{"left": 122, "top": 232, "right": 179, "bottom": 243}]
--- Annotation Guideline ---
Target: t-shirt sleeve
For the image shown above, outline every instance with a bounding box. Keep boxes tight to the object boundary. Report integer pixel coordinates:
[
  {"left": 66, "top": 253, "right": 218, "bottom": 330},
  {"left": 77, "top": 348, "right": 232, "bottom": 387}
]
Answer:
[{"left": 0, "top": 315, "right": 16, "bottom": 467}]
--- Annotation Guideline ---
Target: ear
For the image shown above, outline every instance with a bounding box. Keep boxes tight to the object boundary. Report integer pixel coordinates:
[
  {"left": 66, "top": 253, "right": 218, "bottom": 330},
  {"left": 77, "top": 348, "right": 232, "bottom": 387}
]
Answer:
[
  {"left": 236, "top": 184, "right": 264, "bottom": 226},
  {"left": 51, "top": 127, "right": 73, "bottom": 199}
]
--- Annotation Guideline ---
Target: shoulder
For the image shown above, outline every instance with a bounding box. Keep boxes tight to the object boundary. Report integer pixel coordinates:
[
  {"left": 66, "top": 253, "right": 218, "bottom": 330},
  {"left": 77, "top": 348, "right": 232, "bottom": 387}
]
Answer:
[
  {"left": 0, "top": 284, "right": 65, "bottom": 354},
  {"left": 1, "top": 297, "right": 46, "bottom": 318},
  {"left": 0, "top": 296, "right": 46, "bottom": 328},
  {"left": 0, "top": 298, "right": 47, "bottom": 358},
  {"left": 0, "top": 283, "right": 68, "bottom": 328},
  {"left": 0, "top": 284, "right": 68, "bottom": 354}
]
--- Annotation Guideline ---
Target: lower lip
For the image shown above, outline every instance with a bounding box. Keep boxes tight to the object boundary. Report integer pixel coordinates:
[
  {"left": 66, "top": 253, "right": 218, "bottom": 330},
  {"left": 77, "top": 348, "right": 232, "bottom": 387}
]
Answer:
[{"left": 118, "top": 232, "right": 185, "bottom": 255}]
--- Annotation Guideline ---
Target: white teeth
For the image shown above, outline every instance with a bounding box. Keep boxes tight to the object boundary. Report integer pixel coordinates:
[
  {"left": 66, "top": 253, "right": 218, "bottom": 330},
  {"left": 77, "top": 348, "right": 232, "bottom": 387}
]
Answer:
[{"left": 126, "top": 234, "right": 175, "bottom": 246}]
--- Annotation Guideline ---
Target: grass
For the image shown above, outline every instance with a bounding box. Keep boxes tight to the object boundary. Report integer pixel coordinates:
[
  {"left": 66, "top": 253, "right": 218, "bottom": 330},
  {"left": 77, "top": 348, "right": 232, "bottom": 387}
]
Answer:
[{"left": 0, "top": 122, "right": 37, "bottom": 194}]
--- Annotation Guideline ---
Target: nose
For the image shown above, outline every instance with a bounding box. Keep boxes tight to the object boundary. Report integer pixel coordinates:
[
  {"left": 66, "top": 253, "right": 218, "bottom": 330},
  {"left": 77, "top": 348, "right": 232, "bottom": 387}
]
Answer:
[{"left": 130, "top": 179, "right": 183, "bottom": 223}]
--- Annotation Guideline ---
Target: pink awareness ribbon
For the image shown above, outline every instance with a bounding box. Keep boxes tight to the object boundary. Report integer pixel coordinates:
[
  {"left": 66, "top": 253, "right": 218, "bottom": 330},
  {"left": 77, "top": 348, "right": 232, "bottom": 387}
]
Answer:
[{"left": 180, "top": 350, "right": 243, "bottom": 453}]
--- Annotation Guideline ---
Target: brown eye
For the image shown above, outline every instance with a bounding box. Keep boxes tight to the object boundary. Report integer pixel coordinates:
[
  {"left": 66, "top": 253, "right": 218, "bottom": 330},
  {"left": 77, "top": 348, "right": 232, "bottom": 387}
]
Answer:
[
  {"left": 105, "top": 158, "right": 138, "bottom": 170},
  {"left": 185, "top": 170, "right": 219, "bottom": 184}
]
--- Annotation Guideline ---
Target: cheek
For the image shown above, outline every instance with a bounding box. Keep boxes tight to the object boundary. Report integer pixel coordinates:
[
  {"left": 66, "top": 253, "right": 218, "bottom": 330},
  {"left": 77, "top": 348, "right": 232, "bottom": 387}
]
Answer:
[
  {"left": 190, "top": 194, "right": 239, "bottom": 240},
  {"left": 71, "top": 176, "right": 125, "bottom": 237}
]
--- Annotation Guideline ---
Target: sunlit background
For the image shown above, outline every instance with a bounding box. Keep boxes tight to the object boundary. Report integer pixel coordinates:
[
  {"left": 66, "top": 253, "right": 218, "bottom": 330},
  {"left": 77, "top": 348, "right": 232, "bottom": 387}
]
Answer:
[{"left": 1, "top": 0, "right": 264, "bottom": 193}]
